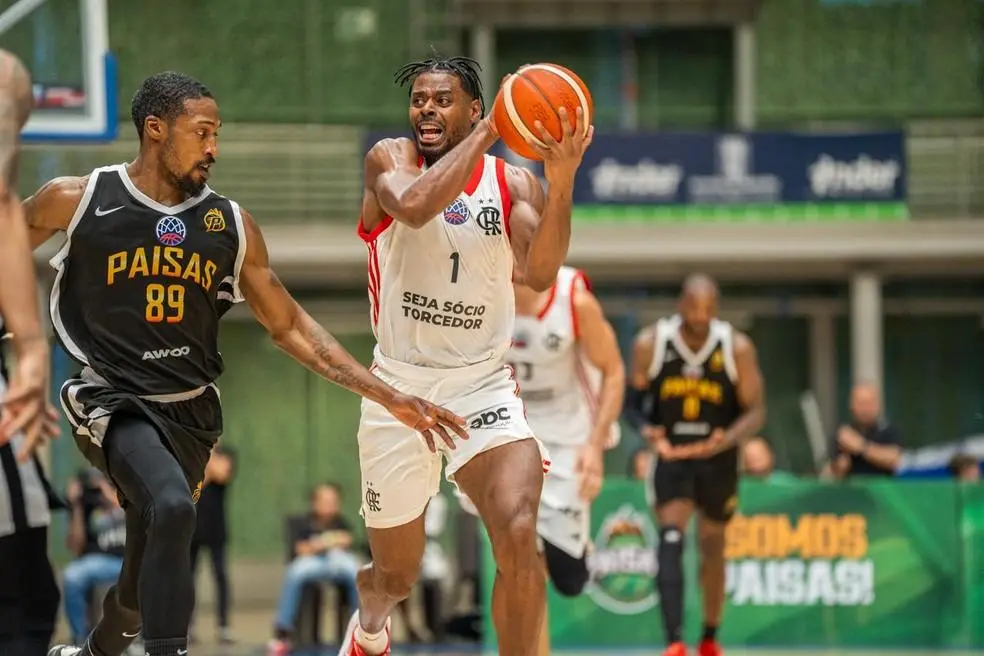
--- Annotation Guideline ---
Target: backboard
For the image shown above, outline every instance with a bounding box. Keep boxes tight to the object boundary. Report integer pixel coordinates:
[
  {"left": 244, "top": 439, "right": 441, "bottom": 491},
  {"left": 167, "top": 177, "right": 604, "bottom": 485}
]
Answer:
[{"left": 0, "top": 0, "right": 116, "bottom": 143}]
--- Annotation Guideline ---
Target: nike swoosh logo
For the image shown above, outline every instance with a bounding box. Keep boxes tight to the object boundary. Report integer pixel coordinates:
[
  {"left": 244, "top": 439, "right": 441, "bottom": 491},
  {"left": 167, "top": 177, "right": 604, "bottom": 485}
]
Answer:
[
  {"left": 95, "top": 206, "right": 124, "bottom": 216},
  {"left": 177, "top": 650, "right": 188, "bottom": 655},
  {"left": 122, "top": 631, "right": 140, "bottom": 638}
]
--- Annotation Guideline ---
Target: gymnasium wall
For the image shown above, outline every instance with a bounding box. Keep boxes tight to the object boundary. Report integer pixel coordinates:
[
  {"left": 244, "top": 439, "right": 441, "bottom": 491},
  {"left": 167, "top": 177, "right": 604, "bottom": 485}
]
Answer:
[{"left": 12, "top": 0, "right": 982, "bottom": 128}]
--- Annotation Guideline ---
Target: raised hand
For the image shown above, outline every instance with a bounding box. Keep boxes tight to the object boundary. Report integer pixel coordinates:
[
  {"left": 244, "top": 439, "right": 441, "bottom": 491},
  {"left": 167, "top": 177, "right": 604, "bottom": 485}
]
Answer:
[{"left": 527, "top": 106, "right": 594, "bottom": 183}]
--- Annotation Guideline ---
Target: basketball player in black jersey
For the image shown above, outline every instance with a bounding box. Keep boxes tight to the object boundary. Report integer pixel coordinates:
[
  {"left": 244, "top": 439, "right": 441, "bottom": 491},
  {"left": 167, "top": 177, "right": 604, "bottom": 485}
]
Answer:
[
  {"left": 26, "top": 71, "right": 466, "bottom": 656},
  {"left": 625, "top": 274, "right": 765, "bottom": 656}
]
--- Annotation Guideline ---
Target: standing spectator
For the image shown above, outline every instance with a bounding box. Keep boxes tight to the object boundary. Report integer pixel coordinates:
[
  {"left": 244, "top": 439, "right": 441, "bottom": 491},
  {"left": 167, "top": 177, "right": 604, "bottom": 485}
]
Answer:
[
  {"left": 190, "top": 444, "right": 236, "bottom": 644},
  {"left": 826, "top": 381, "right": 903, "bottom": 479},
  {"left": 62, "top": 468, "right": 126, "bottom": 646},
  {"left": 268, "top": 483, "right": 360, "bottom": 655}
]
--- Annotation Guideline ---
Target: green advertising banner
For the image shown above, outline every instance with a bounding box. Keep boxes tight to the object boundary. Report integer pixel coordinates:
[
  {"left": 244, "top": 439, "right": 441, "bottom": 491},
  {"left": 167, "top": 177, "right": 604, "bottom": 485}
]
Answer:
[{"left": 481, "top": 478, "right": 983, "bottom": 649}]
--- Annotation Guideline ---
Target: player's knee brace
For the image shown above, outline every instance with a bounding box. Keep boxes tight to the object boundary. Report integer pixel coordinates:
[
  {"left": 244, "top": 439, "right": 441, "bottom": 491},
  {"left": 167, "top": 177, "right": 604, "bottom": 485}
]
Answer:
[{"left": 656, "top": 526, "right": 685, "bottom": 587}]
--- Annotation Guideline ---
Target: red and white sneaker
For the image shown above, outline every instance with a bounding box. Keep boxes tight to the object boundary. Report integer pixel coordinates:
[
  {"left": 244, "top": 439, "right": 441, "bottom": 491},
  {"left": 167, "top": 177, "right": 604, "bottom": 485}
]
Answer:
[
  {"left": 266, "top": 638, "right": 291, "bottom": 656},
  {"left": 663, "top": 642, "right": 688, "bottom": 656},
  {"left": 337, "top": 611, "right": 392, "bottom": 656},
  {"left": 698, "top": 638, "right": 723, "bottom": 656}
]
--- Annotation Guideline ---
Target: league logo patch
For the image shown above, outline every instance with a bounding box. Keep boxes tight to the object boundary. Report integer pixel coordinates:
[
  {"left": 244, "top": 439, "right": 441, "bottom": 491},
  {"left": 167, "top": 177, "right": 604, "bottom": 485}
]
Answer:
[
  {"left": 443, "top": 198, "right": 470, "bottom": 225},
  {"left": 156, "top": 216, "right": 187, "bottom": 246}
]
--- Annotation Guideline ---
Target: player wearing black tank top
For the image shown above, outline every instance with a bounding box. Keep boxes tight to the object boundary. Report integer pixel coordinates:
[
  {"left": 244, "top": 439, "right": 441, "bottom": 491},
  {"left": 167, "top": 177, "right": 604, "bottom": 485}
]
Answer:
[
  {"left": 624, "top": 275, "right": 766, "bottom": 656},
  {"left": 30, "top": 72, "right": 467, "bottom": 656}
]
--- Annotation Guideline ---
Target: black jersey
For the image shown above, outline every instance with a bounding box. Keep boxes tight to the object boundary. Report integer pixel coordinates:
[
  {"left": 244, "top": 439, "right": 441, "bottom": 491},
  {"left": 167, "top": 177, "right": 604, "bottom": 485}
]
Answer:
[
  {"left": 50, "top": 164, "right": 245, "bottom": 396},
  {"left": 645, "top": 315, "right": 742, "bottom": 445}
]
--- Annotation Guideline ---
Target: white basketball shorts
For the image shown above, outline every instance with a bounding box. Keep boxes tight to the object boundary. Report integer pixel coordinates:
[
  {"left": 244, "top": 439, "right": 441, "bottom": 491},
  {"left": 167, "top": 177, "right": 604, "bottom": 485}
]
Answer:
[{"left": 358, "top": 348, "right": 548, "bottom": 529}]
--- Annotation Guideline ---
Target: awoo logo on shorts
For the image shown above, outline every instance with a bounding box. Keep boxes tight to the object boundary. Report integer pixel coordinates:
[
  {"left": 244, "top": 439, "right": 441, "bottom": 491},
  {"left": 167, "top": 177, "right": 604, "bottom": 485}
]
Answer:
[
  {"left": 469, "top": 407, "right": 511, "bottom": 430},
  {"left": 142, "top": 346, "right": 191, "bottom": 361}
]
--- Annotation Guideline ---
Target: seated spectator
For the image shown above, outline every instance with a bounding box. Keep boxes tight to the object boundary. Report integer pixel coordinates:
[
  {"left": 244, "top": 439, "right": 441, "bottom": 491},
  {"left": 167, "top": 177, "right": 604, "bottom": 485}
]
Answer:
[
  {"left": 742, "top": 437, "right": 796, "bottom": 482},
  {"left": 825, "top": 381, "right": 902, "bottom": 479},
  {"left": 62, "top": 468, "right": 126, "bottom": 645},
  {"left": 268, "top": 483, "right": 359, "bottom": 655},
  {"left": 948, "top": 454, "right": 981, "bottom": 483}
]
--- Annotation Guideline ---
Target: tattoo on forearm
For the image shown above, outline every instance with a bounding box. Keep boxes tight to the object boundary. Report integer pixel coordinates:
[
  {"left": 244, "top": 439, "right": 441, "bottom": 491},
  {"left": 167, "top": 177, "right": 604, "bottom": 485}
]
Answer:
[{"left": 302, "top": 322, "right": 384, "bottom": 400}]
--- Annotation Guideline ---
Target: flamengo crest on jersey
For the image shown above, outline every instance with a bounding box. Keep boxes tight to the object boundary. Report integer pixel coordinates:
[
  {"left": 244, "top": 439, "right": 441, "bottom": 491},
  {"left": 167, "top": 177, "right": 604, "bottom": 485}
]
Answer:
[
  {"left": 508, "top": 266, "right": 621, "bottom": 449},
  {"left": 358, "top": 154, "right": 515, "bottom": 369}
]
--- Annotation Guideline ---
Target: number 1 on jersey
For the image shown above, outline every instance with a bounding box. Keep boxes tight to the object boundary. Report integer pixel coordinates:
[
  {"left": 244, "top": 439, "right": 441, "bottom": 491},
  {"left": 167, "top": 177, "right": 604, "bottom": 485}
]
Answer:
[
  {"left": 449, "top": 251, "right": 460, "bottom": 284},
  {"left": 146, "top": 283, "right": 185, "bottom": 324}
]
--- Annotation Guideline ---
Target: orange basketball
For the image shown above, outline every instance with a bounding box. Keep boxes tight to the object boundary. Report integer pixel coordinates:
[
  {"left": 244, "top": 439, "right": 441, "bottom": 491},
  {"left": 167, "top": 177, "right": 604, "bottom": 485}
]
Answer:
[{"left": 491, "top": 63, "right": 593, "bottom": 161}]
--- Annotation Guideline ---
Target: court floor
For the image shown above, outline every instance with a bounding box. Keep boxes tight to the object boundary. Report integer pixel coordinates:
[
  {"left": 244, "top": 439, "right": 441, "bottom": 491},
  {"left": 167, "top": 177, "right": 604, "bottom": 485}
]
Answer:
[{"left": 187, "top": 647, "right": 984, "bottom": 656}]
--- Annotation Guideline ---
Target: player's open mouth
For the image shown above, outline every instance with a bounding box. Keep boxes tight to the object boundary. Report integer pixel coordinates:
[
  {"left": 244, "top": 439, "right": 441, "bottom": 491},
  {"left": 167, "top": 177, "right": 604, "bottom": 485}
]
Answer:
[
  {"left": 197, "top": 163, "right": 211, "bottom": 177},
  {"left": 417, "top": 122, "right": 444, "bottom": 145}
]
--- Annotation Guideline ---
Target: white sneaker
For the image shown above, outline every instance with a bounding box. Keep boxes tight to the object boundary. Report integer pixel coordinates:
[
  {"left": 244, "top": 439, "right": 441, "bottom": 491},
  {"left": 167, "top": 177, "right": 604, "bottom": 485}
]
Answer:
[
  {"left": 337, "top": 611, "right": 392, "bottom": 656},
  {"left": 47, "top": 647, "right": 84, "bottom": 656}
]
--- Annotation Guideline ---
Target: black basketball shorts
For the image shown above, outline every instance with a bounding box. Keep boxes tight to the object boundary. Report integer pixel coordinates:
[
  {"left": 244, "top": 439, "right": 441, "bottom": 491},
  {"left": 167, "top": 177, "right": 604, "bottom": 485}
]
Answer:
[
  {"left": 649, "top": 446, "right": 740, "bottom": 523},
  {"left": 60, "top": 373, "right": 221, "bottom": 502}
]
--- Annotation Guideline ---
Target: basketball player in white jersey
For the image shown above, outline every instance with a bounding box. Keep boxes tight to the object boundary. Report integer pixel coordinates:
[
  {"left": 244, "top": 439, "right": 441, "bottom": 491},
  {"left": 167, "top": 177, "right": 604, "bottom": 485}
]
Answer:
[
  {"left": 337, "top": 56, "right": 592, "bottom": 656},
  {"left": 509, "top": 265, "right": 624, "bottom": 656}
]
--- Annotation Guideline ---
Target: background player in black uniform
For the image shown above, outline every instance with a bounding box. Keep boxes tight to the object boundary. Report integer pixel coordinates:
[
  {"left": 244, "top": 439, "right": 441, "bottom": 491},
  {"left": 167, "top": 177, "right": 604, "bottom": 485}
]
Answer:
[
  {"left": 0, "top": 49, "right": 64, "bottom": 656},
  {"left": 22, "top": 71, "right": 467, "bottom": 656},
  {"left": 625, "top": 274, "right": 765, "bottom": 656}
]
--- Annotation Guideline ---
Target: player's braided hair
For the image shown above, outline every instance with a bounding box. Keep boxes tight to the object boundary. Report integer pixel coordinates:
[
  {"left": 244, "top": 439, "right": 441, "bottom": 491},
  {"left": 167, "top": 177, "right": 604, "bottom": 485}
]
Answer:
[{"left": 393, "top": 55, "right": 486, "bottom": 113}]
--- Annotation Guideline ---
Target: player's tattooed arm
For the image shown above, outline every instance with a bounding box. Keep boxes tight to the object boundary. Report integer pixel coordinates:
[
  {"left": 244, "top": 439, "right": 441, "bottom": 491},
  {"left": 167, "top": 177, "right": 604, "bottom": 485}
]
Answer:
[
  {"left": 236, "top": 210, "right": 395, "bottom": 403},
  {"left": 363, "top": 120, "right": 498, "bottom": 231},
  {"left": 721, "top": 332, "right": 767, "bottom": 451},
  {"left": 21, "top": 176, "right": 86, "bottom": 248},
  {"left": 505, "top": 165, "right": 568, "bottom": 292},
  {"left": 573, "top": 281, "right": 625, "bottom": 449},
  {"left": 236, "top": 208, "right": 469, "bottom": 449}
]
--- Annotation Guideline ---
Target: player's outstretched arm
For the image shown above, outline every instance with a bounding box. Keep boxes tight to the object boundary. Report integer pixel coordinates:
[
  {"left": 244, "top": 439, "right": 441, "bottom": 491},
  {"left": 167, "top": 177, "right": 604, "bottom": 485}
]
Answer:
[
  {"left": 719, "top": 333, "right": 766, "bottom": 451},
  {"left": 363, "top": 118, "right": 498, "bottom": 232},
  {"left": 0, "top": 51, "right": 61, "bottom": 457},
  {"left": 505, "top": 107, "right": 594, "bottom": 291},
  {"left": 236, "top": 208, "right": 468, "bottom": 451},
  {"left": 22, "top": 176, "right": 86, "bottom": 249},
  {"left": 0, "top": 51, "right": 41, "bottom": 342}
]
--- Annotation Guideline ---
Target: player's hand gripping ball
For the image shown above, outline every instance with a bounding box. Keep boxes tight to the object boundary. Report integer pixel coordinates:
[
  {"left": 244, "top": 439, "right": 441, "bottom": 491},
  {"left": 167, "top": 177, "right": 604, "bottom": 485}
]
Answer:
[{"left": 491, "top": 63, "right": 594, "bottom": 162}]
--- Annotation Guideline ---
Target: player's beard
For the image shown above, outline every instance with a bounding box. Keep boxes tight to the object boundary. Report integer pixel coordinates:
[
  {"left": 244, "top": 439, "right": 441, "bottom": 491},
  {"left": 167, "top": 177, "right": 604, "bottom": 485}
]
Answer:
[{"left": 163, "top": 139, "right": 207, "bottom": 198}]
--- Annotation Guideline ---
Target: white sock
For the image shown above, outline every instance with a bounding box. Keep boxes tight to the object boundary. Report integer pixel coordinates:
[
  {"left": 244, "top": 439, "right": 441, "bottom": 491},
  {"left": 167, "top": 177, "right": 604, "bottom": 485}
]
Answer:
[{"left": 356, "top": 625, "right": 389, "bottom": 656}]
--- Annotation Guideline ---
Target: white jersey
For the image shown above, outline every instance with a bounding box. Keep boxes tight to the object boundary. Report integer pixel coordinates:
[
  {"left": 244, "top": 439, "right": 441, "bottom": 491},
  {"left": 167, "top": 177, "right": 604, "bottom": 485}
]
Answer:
[
  {"left": 359, "top": 154, "right": 515, "bottom": 369},
  {"left": 508, "top": 266, "right": 621, "bottom": 450}
]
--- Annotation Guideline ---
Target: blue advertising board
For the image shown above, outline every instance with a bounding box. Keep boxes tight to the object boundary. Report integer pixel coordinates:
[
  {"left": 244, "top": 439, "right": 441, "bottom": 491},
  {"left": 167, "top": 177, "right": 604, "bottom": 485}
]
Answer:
[
  {"left": 571, "top": 131, "right": 906, "bottom": 206},
  {"left": 362, "top": 130, "right": 907, "bottom": 221}
]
